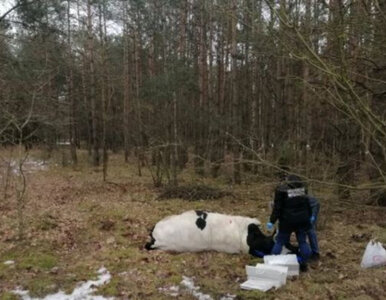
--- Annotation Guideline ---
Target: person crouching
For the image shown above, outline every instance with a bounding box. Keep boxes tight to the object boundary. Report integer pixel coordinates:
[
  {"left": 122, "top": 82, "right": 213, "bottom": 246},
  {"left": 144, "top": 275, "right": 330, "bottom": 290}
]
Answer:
[{"left": 266, "top": 174, "right": 312, "bottom": 272}]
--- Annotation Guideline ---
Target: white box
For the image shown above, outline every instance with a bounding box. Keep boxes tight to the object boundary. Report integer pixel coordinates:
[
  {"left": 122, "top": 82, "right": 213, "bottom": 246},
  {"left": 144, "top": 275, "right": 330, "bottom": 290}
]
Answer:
[
  {"left": 264, "top": 254, "right": 299, "bottom": 276},
  {"left": 240, "top": 264, "right": 288, "bottom": 292},
  {"left": 240, "top": 280, "right": 275, "bottom": 292}
]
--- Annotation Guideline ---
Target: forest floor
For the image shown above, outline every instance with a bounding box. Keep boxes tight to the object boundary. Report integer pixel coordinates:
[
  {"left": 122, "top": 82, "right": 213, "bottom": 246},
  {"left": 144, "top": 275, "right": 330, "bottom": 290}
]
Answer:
[{"left": 0, "top": 149, "right": 385, "bottom": 300}]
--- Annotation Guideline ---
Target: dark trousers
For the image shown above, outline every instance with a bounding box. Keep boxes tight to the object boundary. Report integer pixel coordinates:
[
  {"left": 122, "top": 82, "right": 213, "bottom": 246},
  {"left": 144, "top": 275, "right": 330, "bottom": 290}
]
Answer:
[
  {"left": 307, "top": 222, "right": 320, "bottom": 254},
  {"left": 271, "top": 230, "right": 311, "bottom": 263}
]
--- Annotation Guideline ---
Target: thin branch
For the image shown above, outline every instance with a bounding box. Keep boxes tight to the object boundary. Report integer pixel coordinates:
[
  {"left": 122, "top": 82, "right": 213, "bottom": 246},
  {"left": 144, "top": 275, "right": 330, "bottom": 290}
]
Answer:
[
  {"left": 226, "top": 132, "right": 386, "bottom": 192},
  {"left": 0, "top": 0, "right": 40, "bottom": 23}
]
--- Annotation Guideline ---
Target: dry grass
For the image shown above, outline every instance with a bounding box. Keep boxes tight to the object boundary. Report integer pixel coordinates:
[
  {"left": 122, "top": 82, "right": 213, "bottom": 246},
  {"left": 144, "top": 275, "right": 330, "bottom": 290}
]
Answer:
[{"left": 0, "top": 149, "right": 385, "bottom": 299}]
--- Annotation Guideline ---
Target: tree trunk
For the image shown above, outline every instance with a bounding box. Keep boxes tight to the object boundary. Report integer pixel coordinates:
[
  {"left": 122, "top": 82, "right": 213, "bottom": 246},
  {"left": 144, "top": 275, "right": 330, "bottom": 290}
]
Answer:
[
  {"left": 99, "top": 1, "right": 108, "bottom": 181},
  {"left": 231, "top": 0, "right": 241, "bottom": 184},
  {"left": 67, "top": 0, "right": 77, "bottom": 165},
  {"left": 123, "top": 1, "right": 130, "bottom": 163},
  {"left": 194, "top": 0, "right": 208, "bottom": 176},
  {"left": 133, "top": 31, "right": 143, "bottom": 176},
  {"left": 368, "top": 0, "right": 386, "bottom": 206},
  {"left": 87, "top": 0, "right": 99, "bottom": 166}
]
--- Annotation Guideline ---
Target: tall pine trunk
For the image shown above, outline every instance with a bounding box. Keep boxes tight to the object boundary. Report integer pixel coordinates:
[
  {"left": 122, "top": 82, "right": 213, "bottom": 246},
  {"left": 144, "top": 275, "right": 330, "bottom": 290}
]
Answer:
[
  {"left": 87, "top": 0, "right": 99, "bottom": 166},
  {"left": 67, "top": 0, "right": 77, "bottom": 165},
  {"left": 231, "top": 0, "right": 241, "bottom": 184}
]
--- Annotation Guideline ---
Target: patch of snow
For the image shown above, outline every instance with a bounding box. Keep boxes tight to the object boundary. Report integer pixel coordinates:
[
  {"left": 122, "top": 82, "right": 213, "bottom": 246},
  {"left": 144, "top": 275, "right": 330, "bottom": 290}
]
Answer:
[
  {"left": 12, "top": 267, "right": 113, "bottom": 300},
  {"left": 159, "top": 276, "right": 234, "bottom": 299},
  {"left": 9, "top": 159, "right": 48, "bottom": 174},
  {"left": 158, "top": 285, "right": 180, "bottom": 297},
  {"left": 180, "top": 276, "right": 213, "bottom": 300},
  {"left": 3, "top": 260, "right": 15, "bottom": 265},
  {"left": 220, "top": 294, "right": 236, "bottom": 300}
]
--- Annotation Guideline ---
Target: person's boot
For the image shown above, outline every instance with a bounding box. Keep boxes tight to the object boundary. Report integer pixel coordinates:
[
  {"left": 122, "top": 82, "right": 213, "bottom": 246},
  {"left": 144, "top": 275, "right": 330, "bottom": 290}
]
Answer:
[
  {"left": 299, "top": 263, "right": 308, "bottom": 272},
  {"left": 309, "top": 253, "right": 320, "bottom": 262}
]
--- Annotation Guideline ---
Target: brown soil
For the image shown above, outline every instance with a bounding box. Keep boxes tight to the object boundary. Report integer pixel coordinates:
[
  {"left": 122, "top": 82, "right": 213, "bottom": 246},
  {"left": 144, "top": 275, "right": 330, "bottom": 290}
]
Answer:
[{"left": 0, "top": 150, "right": 385, "bottom": 299}]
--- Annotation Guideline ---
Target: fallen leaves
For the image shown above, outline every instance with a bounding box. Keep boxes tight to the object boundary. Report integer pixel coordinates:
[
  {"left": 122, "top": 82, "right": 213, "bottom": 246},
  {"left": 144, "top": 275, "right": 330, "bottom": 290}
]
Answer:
[
  {"left": 99, "top": 219, "right": 116, "bottom": 231},
  {"left": 351, "top": 233, "right": 372, "bottom": 243},
  {"left": 1, "top": 150, "right": 386, "bottom": 299},
  {"left": 325, "top": 251, "right": 337, "bottom": 259}
]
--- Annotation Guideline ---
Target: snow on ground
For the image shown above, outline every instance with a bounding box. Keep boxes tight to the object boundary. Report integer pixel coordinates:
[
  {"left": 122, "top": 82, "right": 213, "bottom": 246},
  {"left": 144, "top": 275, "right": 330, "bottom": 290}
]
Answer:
[
  {"left": 159, "top": 276, "right": 236, "bottom": 300},
  {"left": 180, "top": 276, "right": 213, "bottom": 300},
  {"left": 12, "top": 268, "right": 113, "bottom": 300},
  {"left": 0, "top": 158, "right": 49, "bottom": 177},
  {"left": 10, "top": 159, "right": 49, "bottom": 174},
  {"left": 1, "top": 158, "right": 49, "bottom": 180},
  {"left": 158, "top": 285, "right": 180, "bottom": 297}
]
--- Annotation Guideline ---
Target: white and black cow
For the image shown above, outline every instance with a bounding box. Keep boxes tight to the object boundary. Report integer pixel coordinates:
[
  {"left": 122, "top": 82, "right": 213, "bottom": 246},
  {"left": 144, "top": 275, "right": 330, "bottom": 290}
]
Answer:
[{"left": 145, "top": 210, "right": 297, "bottom": 256}]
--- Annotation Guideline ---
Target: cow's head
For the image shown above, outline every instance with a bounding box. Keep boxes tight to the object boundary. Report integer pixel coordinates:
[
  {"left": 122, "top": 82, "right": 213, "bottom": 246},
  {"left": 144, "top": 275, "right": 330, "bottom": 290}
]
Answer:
[
  {"left": 246, "top": 224, "right": 275, "bottom": 256},
  {"left": 145, "top": 226, "right": 155, "bottom": 250},
  {"left": 246, "top": 224, "right": 299, "bottom": 257}
]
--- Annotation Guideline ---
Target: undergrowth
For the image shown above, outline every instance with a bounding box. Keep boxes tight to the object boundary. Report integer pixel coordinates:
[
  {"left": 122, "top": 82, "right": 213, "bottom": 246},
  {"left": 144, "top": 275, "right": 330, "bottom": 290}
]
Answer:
[{"left": 0, "top": 149, "right": 385, "bottom": 299}]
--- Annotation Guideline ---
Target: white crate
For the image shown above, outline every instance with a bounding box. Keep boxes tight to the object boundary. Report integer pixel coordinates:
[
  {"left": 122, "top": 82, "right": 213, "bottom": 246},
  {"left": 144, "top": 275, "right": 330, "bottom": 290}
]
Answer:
[
  {"left": 240, "top": 264, "right": 288, "bottom": 292},
  {"left": 264, "top": 254, "right": 299, "bottom": 276}
]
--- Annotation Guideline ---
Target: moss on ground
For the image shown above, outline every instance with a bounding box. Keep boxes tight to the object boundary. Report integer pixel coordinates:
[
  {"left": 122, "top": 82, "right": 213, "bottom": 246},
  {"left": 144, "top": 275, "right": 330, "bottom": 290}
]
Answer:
[
  {"left": 97, "top": 278, "right": 120, "bottom": 297},
  {"left": 25, "top": 276, "right": 58, "bottom": 298},
  {"left": 18, "top": 253, "right": 57, "bottom": 271},
  {"left": 0, "top": 292, "right": 19, "bottom": 300}
]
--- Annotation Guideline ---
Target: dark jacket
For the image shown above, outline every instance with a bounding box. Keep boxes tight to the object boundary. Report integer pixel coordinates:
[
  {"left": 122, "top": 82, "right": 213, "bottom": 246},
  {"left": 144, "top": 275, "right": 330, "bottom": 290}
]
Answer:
[{"left": 270, "top": 176, "right": 312, "bottom": 233}]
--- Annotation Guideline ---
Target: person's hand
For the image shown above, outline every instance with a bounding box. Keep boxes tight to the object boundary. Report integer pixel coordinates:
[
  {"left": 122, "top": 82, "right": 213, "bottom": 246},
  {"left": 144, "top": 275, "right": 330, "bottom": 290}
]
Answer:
[
  {"left": 310, "top": 215, "right": 316, "bottom": 224},
  {"left": 266, "top": 222, "right": 274, "bottom": 231}
]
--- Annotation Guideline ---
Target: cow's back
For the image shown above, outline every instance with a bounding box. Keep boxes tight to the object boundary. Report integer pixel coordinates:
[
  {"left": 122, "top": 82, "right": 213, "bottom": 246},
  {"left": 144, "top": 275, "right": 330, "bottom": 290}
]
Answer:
[
  {"left": 206, "top": 213, "right": 260, "bottom": 253},
  {"left": 151, "top": 210, "right": 260, "bottom": 254},
  {"left": 152, "top": 210, "right": 210, "bottom": 252}
]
